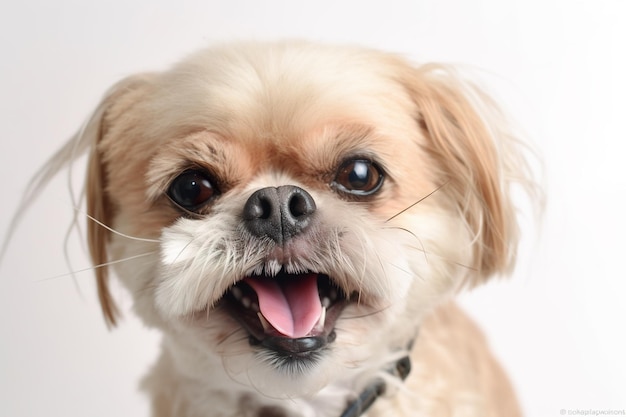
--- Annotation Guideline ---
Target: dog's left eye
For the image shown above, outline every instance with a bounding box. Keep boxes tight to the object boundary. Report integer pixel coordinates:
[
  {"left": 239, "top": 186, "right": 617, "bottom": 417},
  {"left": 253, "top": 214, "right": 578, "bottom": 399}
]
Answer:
[
  {"left": 167, "top": 170, "right": 218, "bottom": 211},
  {"left": 332, "top": 159, "right": 384, "bottom": 196}
]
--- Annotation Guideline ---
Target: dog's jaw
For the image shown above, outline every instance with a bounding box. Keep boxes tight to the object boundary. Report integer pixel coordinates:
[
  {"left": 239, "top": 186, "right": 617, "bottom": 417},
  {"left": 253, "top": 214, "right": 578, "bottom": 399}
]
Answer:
[{"left": 142, "top": 340, "right": 359, "bottom": 417}]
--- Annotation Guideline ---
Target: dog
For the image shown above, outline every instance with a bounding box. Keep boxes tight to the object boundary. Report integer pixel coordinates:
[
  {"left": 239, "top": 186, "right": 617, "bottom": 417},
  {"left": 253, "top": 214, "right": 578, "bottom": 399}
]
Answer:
[{"left": 28, "top": 41, "right": 533, "bottom": 416}]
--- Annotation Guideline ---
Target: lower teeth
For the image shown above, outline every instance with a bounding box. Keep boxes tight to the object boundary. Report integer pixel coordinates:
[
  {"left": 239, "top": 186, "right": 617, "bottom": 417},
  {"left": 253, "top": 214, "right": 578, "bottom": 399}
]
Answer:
[
  {"left": 258, "top": 312, "right": 272, "bottom": 332},
  {"left": 316, "top": 306, "right": 327, "bottom": 330}
]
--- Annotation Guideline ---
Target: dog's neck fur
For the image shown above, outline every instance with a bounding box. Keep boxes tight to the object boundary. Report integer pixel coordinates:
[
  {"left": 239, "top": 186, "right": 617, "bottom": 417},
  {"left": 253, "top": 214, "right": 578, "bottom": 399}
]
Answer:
[
  {"left": 145, "top": 351, "right": 351, "bottom": 417},
  {"left": 142, "top": 333, "right": 415, "bottom": 417}
]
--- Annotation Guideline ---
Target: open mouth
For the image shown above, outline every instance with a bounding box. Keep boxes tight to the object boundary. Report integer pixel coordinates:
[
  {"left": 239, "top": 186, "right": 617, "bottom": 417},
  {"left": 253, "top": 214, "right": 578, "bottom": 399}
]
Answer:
[{"left": 221, "top": 271, "right": 351, "bottom": 360}]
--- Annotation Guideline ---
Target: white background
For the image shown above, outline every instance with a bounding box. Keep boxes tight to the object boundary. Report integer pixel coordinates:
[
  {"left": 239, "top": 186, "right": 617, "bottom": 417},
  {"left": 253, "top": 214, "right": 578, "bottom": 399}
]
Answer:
[{"left": 1, "top": 1, "right": 624, "bottom": 416}]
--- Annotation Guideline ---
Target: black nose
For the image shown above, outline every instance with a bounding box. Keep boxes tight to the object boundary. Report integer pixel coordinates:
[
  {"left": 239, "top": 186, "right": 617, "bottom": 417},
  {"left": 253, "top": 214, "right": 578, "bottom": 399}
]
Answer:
[{"left": 243, "top": 185, "right": 317, "bottom": 244}]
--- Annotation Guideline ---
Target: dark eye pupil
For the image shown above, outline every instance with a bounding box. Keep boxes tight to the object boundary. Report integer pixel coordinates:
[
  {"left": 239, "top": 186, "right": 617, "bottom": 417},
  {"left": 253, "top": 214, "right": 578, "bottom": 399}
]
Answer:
[
  {"left": 334, "top": 159, "right": 384, "bottom": 196},
  {"left": 347, "top": 161, "right": 371, "bottom": 189},
  {"left": 168, "top": 171, "right": 216, "bottom": 210}
]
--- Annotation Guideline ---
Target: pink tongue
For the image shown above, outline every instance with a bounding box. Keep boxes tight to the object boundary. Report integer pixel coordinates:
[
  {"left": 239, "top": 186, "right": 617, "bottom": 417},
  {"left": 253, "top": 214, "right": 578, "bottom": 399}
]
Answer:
[{"left": 244, "top": 273, "right": 322, "bottom": 338}]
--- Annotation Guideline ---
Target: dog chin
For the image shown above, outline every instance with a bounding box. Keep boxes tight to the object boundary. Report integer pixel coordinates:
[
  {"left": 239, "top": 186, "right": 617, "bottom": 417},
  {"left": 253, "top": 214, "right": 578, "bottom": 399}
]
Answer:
[
  {"left": 219, "top": 338, "right": 351, "bottom": 399},
  {"left": 159, "top": 299, "right": 403, "bottom": 401}
]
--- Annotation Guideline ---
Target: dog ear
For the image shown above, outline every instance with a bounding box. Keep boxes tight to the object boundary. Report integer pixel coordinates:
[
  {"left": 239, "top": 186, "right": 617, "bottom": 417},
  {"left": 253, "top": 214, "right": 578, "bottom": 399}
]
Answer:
[
  {"left": 400, "top": 65, "right": 526, "bottom": 284},
  {"left": 83, "top": 75, "right": 153, "bottom": 327}
]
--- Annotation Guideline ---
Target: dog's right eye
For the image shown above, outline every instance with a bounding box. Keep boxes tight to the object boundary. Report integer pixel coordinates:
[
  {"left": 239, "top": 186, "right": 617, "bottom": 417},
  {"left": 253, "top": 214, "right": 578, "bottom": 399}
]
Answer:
[
  {"left": 332, "top": 159, "right": 384, "bottom": 197},
  {"left": 167, "top": 170, "right": 218, "bottom": 211}
]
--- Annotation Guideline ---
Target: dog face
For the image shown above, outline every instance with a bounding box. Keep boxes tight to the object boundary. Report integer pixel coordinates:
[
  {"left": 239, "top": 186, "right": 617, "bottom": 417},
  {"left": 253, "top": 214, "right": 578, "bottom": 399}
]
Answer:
[{"left": 78, "top": 42, "right": 520, "bottom": 399}]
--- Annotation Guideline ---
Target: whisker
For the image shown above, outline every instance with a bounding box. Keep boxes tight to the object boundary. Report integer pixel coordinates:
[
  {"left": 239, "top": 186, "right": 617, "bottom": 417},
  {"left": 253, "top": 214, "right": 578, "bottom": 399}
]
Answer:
[
  {"left": 385, "top": 181, "right": 449, "bottom": 222},
  {"left": 372, "top": 237, "right": 390, "bottom": 296},
  {"left": 75, "top": 208, "right": 160, "bottom": 243},
  {"left": 444, "top": 259, "right": 476, "bottom": 271},
  {"left": 62, "top": 224, "right": 83, "bottom": 297},
  {"left": 384, "top": 210, "right": 476, "bottom": 272},
  {"left": 387, "top": 262, "right": 416, "bottom": 280},
  {"left": 167, "top": 237, "right": 197, "bottom": 270},
  {"left": 400, "top": 241, "right": 477, "bottom": 272},
  {"left": 35, "top": 250, "right": 158, "bottom": 283},
  {"left": 405, "top": 246, "right": 478, "bottom": 272},
  {"left": 383, "top": 225, "right": 430, "bottom": 266},
  {"left": 353, "top": 233, "right": 369, "bottom": 305},
  {"left": 1, "top": 120, "right": 95, "bottom": 263},
  {"left": 386, "top": 225, "right": 476, "bottom": 271},
  {"left": 216, "top": 328, "right": 248, "bottom": 348}
]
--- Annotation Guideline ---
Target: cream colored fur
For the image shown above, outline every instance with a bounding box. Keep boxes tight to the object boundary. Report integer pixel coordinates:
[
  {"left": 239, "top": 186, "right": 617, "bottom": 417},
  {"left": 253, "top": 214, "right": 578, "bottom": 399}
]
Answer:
[{"left": 30, "top": 41, "right": 534, "bottom": 416}]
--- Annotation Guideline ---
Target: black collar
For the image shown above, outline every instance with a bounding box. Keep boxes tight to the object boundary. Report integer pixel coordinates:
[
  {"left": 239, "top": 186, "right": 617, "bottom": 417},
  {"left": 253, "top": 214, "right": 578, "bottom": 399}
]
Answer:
[{"left": 339, "top": 341, "right": 414, "bottom": 417}]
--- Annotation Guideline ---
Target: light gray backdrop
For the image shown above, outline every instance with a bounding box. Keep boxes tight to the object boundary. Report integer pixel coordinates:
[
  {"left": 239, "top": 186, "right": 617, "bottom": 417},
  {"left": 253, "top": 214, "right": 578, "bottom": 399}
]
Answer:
[{"left": 1, "top": 1, "right": 624, "bottom": 416}]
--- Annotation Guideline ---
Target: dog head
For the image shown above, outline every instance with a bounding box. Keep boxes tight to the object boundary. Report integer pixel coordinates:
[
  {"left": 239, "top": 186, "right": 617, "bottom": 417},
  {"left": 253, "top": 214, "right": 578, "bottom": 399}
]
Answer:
[{"left": 70, "top": 41, "right": 525, "bottom": 399}]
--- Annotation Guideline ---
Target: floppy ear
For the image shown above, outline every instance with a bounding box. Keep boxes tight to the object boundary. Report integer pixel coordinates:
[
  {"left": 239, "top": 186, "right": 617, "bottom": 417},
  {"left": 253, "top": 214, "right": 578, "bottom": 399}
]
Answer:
[
  {"left": 400, "top": 64, "right": 528, "bottom": 284},
  {"left": 81, "top": 75, "right": 152, "bottom": 327}
]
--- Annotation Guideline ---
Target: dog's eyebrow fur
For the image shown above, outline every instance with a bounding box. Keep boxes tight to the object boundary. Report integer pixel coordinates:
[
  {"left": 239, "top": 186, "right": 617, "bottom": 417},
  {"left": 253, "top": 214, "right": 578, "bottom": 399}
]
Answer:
[
  {"left": 296, "top": 123, "right": 385, "bottom": 170},
  {"left": 146, "top": 123, "right": 386, "bottom": 203},
  {"left": 145, "top": 130, "right": 249, "bottom": 202}
]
